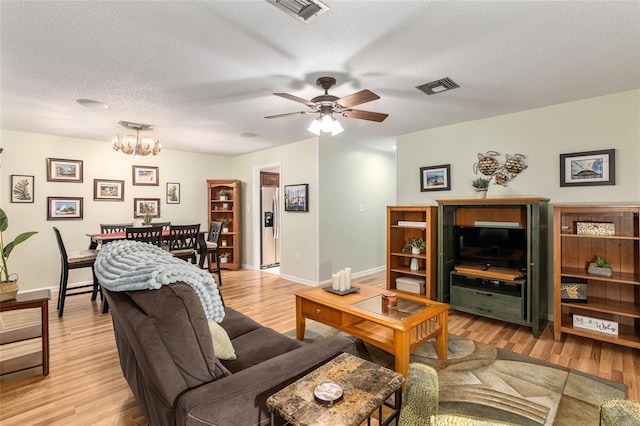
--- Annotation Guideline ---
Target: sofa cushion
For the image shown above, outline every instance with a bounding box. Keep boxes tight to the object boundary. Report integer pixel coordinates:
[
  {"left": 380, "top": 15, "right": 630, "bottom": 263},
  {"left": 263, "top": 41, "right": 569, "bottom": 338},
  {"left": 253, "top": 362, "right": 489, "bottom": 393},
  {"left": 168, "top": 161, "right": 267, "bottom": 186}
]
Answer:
[
  {"left": 219, "top": 307, "right": 263, "bottom": 339},
  {"left": 208, "top": 320, "right": 236, "bottom": 360},
  {"left": 222, "top": 327, "right": 304, "bottom": 373}
]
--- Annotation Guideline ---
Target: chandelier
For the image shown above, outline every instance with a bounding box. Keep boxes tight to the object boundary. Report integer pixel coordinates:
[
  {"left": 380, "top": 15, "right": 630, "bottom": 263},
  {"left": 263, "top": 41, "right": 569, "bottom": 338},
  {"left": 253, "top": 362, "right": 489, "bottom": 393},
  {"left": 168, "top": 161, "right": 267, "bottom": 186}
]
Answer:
[{"left": 112, "top": 121, "right": 161, "bottom": 156}]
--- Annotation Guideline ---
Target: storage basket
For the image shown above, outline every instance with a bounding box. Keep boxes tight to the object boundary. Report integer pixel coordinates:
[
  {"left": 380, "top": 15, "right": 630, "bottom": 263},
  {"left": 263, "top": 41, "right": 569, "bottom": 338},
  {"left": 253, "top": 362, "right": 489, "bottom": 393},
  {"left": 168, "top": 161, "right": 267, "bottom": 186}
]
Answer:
[{"left": 0, "top": 280, "right": 19, "bottom": 302}]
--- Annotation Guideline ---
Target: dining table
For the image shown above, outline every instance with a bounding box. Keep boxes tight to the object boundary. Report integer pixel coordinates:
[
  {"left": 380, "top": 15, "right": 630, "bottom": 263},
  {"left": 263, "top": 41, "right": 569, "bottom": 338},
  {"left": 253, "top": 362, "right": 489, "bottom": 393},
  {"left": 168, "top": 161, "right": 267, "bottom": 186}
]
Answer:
[{"left": 86, "top": 229, "right": 171, "bottom": 249}]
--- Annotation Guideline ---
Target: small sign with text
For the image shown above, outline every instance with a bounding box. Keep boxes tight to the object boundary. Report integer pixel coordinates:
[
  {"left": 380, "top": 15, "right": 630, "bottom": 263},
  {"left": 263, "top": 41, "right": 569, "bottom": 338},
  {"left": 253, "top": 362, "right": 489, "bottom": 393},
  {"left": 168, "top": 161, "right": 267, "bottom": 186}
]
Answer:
[{"left": 573, "top": 314, "right": 618, "bottom": 337}]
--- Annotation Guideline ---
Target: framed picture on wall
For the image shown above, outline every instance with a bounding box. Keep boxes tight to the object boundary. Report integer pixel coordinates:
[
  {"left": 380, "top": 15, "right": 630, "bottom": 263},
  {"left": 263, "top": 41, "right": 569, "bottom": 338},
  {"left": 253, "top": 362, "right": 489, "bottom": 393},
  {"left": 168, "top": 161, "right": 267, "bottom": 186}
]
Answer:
[
  {"left": 47, "top": 158, "right": 83, "bottom": 182},
  {"left": 93, "top": 179, "right": 125, "bottom": 201},
  {"left": 10, "top": 174, "right": 35, "bottom": 203},
  {"left": 47, "top": 197, "right": 83, "bottom": 220},
  {"left": 134, "top": 198, "right": 161, "bottom": 218},
  {"left": 284, "top": 184, "right": 309, "bottom": 212},
  {"left": 166, "top": 182, "right": 180, "bottom": 204},
  {"left": 132, "top": 165, "right": 159, "bottom": 186},
  {"left": 560, "top": 149, "right": 615, "bottom": 187},
  {"left": 420, "top": 164, "right": 451, "bottom": 191}
]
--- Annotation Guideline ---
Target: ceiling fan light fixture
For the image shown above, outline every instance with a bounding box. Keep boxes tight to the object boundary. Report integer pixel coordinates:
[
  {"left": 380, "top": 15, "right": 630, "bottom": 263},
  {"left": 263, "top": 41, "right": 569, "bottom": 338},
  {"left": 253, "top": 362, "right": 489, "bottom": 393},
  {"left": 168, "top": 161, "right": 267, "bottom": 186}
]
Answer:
[
  {"left": 308, "top": 118, "right": 322, "bottom": 135},
  {"left": 331, "top": 119, "right": 344, "bottom": 136},
  {"left": 265, "top": 0, "right": 329, "bottom": 23},
  {"left": 112, "top": 121, "right": 161, "bottom": 157}
]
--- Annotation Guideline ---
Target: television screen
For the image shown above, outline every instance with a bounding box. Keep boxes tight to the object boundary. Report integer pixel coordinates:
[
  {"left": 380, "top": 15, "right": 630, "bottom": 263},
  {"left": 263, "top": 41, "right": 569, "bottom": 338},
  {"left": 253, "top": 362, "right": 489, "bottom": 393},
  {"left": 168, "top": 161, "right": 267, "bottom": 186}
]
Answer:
[{"left": 455, "top": 226, "right": 527, "bottom": 271}]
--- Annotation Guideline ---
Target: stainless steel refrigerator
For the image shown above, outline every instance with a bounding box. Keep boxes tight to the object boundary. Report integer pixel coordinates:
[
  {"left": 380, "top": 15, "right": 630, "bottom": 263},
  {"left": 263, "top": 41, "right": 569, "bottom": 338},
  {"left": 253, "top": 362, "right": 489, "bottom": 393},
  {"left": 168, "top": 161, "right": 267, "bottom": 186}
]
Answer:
[{"left": 260, "top": 186, "right": 280, "bottom": 268}]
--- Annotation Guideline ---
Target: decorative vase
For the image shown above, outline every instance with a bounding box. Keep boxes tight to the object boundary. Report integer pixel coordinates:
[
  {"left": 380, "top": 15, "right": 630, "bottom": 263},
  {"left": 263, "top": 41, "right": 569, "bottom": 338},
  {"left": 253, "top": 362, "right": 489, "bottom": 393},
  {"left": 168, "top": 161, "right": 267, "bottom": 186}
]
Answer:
[
  {"left": 474, "top": 189, "right": 488, "bottom": 199},
  {"left": 0, "top": 279, "right": 19, "bottom": 302},
  {"left": 223, "top": 227, "right": 229, "bottom": 233},
  {"left": 220, "top": 257, "right": 228, "bottom": 264},
  {"left": 587, "top": 264, "right": 613, "bottom": 277},
  {"left": 220, "top": 195, "right": 227, "bottom": 201},
  {"left": 221, "top": 240, "right": 227, "bottom": 247},
  {"left": 411, "top": 247, "right": 421, "bottom": 255},
  {"left": 410, "top": 258, "right": 419, "bottom": 271}
]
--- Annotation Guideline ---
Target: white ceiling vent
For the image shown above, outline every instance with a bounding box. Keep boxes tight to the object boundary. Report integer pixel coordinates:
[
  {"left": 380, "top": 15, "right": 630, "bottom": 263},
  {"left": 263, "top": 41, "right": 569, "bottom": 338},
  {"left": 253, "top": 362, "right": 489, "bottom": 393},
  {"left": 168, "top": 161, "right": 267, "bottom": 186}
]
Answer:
[
  {"left": 265, "top": 0, "right": 330, "bottom": 23},
  {"left": 416, "top": 77, "right": 460, "bottom": 95}
]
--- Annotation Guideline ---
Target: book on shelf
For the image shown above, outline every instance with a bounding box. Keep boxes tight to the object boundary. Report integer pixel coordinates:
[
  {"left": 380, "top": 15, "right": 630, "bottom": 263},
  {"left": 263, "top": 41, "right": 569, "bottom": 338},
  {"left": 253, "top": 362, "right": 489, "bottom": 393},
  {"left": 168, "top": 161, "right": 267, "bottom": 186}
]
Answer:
[{"left": 397, "top": 221, "right": 426, "bottom": 228}]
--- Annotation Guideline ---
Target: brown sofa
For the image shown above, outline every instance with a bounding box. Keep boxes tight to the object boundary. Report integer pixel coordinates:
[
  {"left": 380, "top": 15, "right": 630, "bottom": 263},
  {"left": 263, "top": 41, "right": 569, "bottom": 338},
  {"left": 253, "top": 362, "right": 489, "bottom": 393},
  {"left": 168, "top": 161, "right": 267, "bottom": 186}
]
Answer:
[{"left": 104, "top": 283, "right": 355, "bottom": 426}]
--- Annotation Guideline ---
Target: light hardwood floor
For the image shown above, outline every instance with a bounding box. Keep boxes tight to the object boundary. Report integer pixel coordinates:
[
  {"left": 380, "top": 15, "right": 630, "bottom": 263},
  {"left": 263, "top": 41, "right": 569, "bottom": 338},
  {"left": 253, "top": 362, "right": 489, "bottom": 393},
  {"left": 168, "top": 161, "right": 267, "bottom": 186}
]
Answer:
[{"left": 1, "top": 270, "right": 638, "bottom": 425}]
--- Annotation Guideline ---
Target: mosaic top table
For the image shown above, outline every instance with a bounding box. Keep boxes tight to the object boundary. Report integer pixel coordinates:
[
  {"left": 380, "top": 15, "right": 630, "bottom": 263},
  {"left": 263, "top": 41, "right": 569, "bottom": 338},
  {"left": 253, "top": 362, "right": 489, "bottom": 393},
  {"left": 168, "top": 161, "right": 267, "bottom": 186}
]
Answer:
[{"left": 266, "top": 352, "right": 404, "bottom": 426}]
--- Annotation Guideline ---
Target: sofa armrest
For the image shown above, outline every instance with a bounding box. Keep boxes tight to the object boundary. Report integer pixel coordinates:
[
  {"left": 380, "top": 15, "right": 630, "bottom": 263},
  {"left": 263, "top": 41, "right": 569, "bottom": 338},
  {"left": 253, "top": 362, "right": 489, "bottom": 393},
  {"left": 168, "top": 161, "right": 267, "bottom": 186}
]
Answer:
[{"left": 176, "top": 335, "right": 355, "bottom": 426}]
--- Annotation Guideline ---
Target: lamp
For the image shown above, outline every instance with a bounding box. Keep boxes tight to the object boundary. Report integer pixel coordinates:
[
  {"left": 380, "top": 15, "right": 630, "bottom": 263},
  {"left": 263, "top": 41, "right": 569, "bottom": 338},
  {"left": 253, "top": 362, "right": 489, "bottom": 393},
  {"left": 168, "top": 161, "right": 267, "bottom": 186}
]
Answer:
[
  {"left": 112, "top": 121, "right": 161, "bottom": 157},
  {"left": 307, "top": 113, "right": 344, "bottom": 136}
]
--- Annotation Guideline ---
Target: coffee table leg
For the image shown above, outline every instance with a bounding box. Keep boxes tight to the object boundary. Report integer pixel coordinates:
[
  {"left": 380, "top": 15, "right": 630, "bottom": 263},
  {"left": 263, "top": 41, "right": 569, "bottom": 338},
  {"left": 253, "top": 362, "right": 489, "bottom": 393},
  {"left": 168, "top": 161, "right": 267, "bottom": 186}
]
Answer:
[
  {"left": 436, "top": 310, "right": 448, "bottom": 360},
  {"left": 295, "top": 296, "right": 305, "bottom": 340},
  {"left": 394, "top": 330, "right": 410, "bottom": 377}
]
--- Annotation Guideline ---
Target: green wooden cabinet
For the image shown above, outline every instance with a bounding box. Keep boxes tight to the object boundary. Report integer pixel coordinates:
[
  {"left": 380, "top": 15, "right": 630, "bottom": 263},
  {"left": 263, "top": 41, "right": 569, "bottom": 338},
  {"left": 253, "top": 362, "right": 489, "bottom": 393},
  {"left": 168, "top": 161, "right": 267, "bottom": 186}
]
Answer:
[{"left": 437, "top": 197, "right": 549, "bottom": 337}]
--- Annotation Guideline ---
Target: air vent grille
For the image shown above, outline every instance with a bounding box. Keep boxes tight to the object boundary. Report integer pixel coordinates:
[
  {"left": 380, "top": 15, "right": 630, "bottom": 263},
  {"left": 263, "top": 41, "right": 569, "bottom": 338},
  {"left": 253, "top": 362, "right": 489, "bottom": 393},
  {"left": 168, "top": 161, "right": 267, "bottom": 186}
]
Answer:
[
  {"left": 416, "top": 77, "right": 460, "bottom": 95},
  {"left": 265, "top": 0, "right": 330, "bottom": 23}
]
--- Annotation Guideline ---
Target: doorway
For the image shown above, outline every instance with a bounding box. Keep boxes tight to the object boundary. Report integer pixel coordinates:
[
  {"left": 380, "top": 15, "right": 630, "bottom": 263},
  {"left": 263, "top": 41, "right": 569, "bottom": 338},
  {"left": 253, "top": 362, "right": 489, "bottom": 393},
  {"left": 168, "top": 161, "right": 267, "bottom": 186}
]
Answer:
[{"left": 253, "top": 163, "right": 281, "bottom": 275}]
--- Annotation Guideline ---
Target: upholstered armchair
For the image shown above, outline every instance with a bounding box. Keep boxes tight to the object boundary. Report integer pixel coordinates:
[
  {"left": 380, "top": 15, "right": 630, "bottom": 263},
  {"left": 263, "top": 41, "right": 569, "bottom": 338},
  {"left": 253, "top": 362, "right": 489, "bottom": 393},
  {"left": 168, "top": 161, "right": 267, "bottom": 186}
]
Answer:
[{"left": 599, "top": 398, "right": 640, "bottom": 425}]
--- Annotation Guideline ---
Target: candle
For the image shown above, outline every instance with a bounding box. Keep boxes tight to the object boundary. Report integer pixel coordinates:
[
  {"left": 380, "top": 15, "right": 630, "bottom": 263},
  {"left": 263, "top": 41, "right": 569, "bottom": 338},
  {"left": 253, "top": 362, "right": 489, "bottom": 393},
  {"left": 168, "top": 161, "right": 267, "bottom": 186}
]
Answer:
[
  {"left": 339, "top": 270, "right": 346, "bottom": 291},
  {"left": 332, "top": 273, "right": 340, "bottom": 290},
  {"left": 345, "top": 267, "right": 352, "bottom": 289}
]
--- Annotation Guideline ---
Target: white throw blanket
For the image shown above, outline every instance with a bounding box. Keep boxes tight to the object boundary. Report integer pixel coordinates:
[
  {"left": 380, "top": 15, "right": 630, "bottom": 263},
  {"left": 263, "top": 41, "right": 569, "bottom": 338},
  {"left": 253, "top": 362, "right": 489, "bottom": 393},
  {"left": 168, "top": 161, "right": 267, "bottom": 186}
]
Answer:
[{"left": 94, "top": 240, "right": 225, "bottom": 322}]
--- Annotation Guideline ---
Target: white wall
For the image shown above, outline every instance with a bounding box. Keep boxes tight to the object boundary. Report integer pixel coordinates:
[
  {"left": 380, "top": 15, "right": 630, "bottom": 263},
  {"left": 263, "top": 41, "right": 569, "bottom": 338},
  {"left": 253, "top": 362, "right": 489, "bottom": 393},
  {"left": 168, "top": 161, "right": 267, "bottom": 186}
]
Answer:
[
  {"left": 0, "top": 130, "right": 231, "bottom": 291},
  {"left": 396, "top": 89, "right": 640, "bottom": 317},
  {"left": 318, "top": 138, "right": 395, "bottom": 282}
]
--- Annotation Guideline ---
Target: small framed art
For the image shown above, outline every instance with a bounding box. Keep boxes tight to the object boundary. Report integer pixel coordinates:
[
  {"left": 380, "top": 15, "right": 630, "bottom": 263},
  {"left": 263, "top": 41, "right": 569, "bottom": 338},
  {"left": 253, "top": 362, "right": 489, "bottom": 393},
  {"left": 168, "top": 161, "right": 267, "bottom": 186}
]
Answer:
[
  {"left": 420, "top": 164, "right": 451, "bottom": 191},
  {"left": 93, "top": 179, "right": 125, "bottom": 201},
  {"left": 560, "top": 149, "right": 615, "bottom": 187},
  {"left": 134, "top": 198, "right": 161, "bottom": 218},
  {"left": 132, "top": 165, "right": 159, "bottom": 186},
  {"left": 11, "top": 174, "right": 35, "bottom": 203},
  {"left": 166, "top": 182, "right": 180, "bottom": 204},
  {"left": 284, "top": 184, "right": 309, "bottom": 212},
  {"left": 47, "top": 158, "right": 83, "bottom": 182},
  {"left": 47, "top": 197, "right": 83, "bottom": 220},
  {"left": 560, "top": 277, "right": 588, "bottom": 303}
]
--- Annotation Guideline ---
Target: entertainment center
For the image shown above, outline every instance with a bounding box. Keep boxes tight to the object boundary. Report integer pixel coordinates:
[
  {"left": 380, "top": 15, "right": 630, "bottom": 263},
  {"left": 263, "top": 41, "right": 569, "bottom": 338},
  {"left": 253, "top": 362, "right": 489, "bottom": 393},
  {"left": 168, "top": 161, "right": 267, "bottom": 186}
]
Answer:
[{"left": 437, "top": 197, "right": 549, "bottom": 337}]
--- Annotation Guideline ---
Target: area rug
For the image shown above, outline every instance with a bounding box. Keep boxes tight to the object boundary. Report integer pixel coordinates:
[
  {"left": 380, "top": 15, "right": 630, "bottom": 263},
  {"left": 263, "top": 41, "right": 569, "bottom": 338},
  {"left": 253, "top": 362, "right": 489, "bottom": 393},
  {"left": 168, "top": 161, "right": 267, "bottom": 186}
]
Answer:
[{"left": 285, "top": 323, "right": 626, "bottom": 426}]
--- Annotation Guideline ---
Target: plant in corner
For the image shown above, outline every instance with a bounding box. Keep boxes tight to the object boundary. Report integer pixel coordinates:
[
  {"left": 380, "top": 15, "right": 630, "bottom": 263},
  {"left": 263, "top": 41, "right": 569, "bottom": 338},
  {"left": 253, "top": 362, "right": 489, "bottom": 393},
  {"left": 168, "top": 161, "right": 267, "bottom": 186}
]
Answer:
[
  {"left": 402, "top": 237, "right": 426, "bottom": 254},
  {"left": 587, "top": 255, "right": 613, "bottom": 277},
  {"left": 0, "top": 208, "right": 38, "bottom": 301}
]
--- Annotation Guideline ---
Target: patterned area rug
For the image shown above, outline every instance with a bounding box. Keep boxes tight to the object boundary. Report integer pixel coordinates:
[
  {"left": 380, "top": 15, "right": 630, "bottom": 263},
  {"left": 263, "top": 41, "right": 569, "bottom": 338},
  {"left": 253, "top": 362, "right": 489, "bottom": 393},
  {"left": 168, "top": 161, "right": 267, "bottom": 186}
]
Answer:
[{"left": 286, "top": 323, "right": 626, "bottom": 426}]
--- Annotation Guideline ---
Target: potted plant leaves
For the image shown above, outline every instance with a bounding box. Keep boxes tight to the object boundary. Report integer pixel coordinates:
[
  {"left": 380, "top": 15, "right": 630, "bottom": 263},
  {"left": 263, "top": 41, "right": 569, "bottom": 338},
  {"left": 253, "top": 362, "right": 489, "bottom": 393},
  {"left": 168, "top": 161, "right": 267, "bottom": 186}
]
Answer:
[
  {"left": 0, "top": 208, "right": 38, "bottom": 301},
  {"left": 402, "top": 237, "right": 425, "bottom": 255},
  {"left": 587, "top": 255, "right": 613, "bottom": 277},
  {"left": 219, "top": 189, "right": 229, "bottom": 201},
  {"left": 222, "top": 218, "right": 231, "bottom": 233},
  {"left": 219, "top": 252, "right": 231, "bottom": 264},
  {"left": 471, "top": 177, "right": 491, "bottom": 198}
]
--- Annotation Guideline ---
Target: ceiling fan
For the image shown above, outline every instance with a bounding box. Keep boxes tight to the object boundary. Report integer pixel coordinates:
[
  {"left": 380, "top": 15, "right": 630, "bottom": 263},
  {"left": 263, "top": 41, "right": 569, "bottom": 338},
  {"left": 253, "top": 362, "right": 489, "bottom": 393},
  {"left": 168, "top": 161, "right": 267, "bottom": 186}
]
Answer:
[{"left": 265, "top": 77, "right": 388, "bottom": 135}]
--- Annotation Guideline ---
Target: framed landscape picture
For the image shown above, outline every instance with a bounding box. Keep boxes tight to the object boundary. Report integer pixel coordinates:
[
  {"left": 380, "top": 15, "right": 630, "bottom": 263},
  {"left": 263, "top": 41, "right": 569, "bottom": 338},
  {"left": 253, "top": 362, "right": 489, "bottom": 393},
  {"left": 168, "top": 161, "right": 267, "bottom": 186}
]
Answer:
[
  {"left": 166, "top": 182, "right": 180, "bottom": 204},
  {"left": 560, "top": 149, "right": 615, "bottom": 187},
  {"left": 47, "top": 158, "right": 83, "bottom": 182},
  {"left": 47, "top": 197, "right": 83, "bottom": 220},
  {"left": 11, "top": 174, "right": 35, "bottom": 203},
  {"left": 132, "top": 165, "right": 159, "bottom": 186},
  {"left": 93, "top": 179, "right": 124, "bottom": 201},
  {"left": 284, "top": 184, "right": 308, "bottom": 212},
  {"left": 134, "top": 198, "right": 161, "bottom": 218},
  {"left": 420, "top": 164, "right": 451, "bottom": 191}
]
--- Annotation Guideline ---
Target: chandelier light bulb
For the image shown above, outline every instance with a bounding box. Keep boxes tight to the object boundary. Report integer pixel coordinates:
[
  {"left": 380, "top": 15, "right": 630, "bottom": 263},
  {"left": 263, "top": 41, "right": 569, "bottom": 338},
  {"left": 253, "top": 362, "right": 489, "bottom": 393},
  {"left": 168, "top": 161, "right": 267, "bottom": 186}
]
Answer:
[
  {"left": 331, "top": 119, "right": 344, "bottom": 135},
  {"left": 308, "top": 118, "right": 321, "bottom": 135},
  {"left": 111, "top": 121, "right": 161, "bottom": 156}
]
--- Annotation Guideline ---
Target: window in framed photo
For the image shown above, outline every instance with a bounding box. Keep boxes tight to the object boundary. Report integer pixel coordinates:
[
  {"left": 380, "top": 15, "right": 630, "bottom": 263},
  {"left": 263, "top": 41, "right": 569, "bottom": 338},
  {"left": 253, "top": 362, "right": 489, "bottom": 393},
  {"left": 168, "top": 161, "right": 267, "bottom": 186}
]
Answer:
[
  {"left": 94, "top": 179, "right": 125, "bottom": 201},
  {"left": 47, "top": 158, "right": 83, "bottom": 182},
  {"left": 166, "top": 182, "right": 180, "bottom": 204},
  {"left": 47, "top": 197, "right": 83, "bottom": 220},
  {"left": 11, "top": 174, "right": 35, "bottom": 203},
  {"left": 132, "top": 165, "right": 159, "bottom": 186}
]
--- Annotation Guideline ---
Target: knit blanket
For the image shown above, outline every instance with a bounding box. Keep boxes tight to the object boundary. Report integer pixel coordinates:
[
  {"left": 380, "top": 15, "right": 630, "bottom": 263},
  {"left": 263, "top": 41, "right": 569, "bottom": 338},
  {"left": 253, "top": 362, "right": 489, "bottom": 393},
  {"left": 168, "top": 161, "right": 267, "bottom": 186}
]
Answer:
[{"left": 94, "top": 240, "right": 224, "bottom": 322}]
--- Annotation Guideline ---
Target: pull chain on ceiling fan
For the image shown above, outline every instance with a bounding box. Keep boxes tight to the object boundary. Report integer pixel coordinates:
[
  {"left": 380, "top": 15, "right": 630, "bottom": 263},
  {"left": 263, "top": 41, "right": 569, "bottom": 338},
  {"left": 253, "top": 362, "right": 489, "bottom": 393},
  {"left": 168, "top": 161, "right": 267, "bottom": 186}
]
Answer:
[{"left": 265, "top": 77, "right": 388, "bottom": 136}]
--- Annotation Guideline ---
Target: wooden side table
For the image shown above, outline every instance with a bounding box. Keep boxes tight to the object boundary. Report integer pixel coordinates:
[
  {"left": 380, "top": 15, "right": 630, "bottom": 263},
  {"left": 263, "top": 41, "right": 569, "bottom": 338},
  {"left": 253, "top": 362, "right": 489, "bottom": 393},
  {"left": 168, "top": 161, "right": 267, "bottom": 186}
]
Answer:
[
  {"left": 267, "top": 352, "right": 404, "bottom": 426},
  {"left": 0, "top": 289, "right": 51, "bottom": 376}
]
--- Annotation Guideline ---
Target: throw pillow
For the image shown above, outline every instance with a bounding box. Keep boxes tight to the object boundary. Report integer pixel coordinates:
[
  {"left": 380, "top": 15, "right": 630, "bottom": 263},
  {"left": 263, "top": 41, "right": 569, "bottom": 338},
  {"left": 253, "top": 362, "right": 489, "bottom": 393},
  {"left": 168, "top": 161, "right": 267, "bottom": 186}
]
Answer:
[{"left": 208, "top": 321, "right": 237, "bottom": 360}]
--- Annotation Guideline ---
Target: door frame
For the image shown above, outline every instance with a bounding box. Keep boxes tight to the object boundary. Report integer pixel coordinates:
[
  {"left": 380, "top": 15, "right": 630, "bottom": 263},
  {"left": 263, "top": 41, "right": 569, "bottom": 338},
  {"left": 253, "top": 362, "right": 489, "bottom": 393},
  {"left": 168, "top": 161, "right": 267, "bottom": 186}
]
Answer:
[{"left": 252, "top": 162, "right": 281, "bottom": 271}]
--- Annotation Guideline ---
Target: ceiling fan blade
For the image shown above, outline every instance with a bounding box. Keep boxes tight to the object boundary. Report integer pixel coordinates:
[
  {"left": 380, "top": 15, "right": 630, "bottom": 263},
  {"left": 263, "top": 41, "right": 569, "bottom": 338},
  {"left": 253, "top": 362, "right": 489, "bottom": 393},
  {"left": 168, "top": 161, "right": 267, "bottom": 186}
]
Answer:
[
  {"left": 264, "top": 111, "right": 312, "bottom": 119},
  {"left": 336, "top": 89, "right": 380, "bottom": 108},
  {"left": 343, "top": 109, "right": 389, "bottom": 122},
  {"left": 274, "top": 92, "right": 315, "bottom": 107}
]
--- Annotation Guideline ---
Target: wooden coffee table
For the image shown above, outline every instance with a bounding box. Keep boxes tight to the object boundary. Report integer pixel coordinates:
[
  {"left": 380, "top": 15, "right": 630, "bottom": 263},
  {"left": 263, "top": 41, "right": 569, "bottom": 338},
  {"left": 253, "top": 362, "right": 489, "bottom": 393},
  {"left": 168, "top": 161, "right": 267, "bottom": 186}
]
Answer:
[{"left": 295, "top": 283, "right": 449, "bottom": 377}]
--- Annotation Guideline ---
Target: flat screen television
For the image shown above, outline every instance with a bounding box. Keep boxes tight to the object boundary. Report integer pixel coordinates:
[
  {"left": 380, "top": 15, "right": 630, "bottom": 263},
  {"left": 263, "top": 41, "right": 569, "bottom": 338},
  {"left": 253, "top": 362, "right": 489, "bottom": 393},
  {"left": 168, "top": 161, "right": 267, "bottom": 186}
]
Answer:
[{"left": 455, "top": 226, "right": 527, "bottom": 271}]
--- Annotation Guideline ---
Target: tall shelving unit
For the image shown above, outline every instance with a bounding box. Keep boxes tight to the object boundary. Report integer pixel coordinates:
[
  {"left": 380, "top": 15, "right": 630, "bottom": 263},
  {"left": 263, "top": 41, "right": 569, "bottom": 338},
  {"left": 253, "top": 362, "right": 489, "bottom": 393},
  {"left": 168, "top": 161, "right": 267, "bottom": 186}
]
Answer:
[
  {"left": 553, "top": 204, "right": 640, "bottom": 349},
  {"left": 207, "top": 179, "right": 242, "bottom": 271},
  {"left": 386, "top": 206, "right": 438, "bottom": 300}
]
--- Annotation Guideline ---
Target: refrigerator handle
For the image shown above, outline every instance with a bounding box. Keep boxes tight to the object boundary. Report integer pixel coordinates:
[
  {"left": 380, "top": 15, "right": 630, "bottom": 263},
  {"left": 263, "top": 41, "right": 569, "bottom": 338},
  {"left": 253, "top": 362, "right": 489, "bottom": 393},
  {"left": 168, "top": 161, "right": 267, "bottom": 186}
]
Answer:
[{"left": 272, "top": 196, "right": 279, "bottom": 239}]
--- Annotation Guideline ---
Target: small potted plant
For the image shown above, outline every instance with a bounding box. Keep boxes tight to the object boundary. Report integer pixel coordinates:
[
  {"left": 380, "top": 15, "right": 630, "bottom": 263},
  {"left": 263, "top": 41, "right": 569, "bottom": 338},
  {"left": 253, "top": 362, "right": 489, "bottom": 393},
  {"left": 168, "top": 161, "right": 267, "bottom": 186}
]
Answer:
[
  {"left": 471, "top": 177, "right": 491, "bottom": 198},
  {"left": 219, "top": 189, "right": 229, "bottom": 201},
  {"left": 402, "top": 237, "right": 425, "bottom": 255},
  {"left": 587, "top": 255, "right": 613, "bottom": 277},
  {"left": 0, "top": 208, "right": 38, "bottom": 301},
  {"left": 219, "top": 252, "right": 231, "bottom": 264},
  {"left": 222, "top": 218, "right": 231, "bottom": 233}
]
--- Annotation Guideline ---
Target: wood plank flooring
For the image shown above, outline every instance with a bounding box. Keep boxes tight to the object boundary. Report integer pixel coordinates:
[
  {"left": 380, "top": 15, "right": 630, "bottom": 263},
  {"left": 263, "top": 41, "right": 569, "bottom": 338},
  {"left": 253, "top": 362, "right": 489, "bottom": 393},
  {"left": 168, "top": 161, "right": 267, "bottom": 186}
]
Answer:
[{"left": 1, "top": 269, "right": 638, "bottom": 425}]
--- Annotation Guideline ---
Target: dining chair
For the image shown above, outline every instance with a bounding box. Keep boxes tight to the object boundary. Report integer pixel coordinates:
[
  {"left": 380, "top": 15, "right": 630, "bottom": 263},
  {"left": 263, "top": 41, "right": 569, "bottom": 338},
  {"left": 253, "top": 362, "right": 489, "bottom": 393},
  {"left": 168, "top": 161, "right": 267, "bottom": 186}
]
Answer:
[
  {"left": 53, "top": 227, "right": 104, "bottom": 317},
  {"left": 125, "top": 226, "right": 164, "bottom": 247},
  {"left": 168, "top": 224, "right": 201, "bottom": 263},
  {"left": 153, "top": 221, "right": 171, "bottom": 231},
  {"left": 199, "top": 221, "right": 223, "bottom": 286},
  {"left": 100, "top": 223, "right": 133, "bottom": 233}
]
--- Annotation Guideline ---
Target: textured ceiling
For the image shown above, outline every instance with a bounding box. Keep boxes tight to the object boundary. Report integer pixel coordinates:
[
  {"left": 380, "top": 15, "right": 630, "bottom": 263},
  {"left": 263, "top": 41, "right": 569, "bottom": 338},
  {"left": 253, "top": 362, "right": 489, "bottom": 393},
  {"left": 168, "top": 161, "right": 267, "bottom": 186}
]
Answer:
[{"left": 1, "top": 1, "right": 639, "bottom": 156}]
